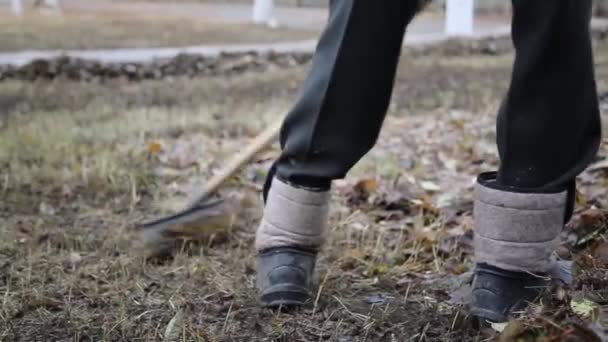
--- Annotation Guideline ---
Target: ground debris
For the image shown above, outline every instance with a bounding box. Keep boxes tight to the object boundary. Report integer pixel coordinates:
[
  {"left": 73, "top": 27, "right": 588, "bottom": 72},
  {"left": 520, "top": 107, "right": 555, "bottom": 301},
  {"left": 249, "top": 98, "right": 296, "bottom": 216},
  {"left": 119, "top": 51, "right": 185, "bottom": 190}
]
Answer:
[{"left": 4, "top": 35, "right": 608, "bottom": 341}]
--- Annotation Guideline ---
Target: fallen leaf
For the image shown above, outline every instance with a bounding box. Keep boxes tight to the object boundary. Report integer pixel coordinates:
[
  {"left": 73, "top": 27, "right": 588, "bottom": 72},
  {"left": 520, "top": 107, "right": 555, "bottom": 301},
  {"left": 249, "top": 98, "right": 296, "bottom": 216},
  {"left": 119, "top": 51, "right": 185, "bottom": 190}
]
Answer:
[
  {"left": 15, "top": 219, "right": 34, "bottom": 242},
  {"left": 366, "top": 264, "right": 390, "bottom": 276},
  {"left": 491, "top": 322, "right": 507, "bottom": 333},
  {"left": 413, "top": 226, "right": 439, "bottom": 243},
  {"left": 420, "top": 180, "right": 441, "bottom": 192},
  {"left": 435, "top": 193, "right": 456, "bottom": 208},
  {"left": 580, "top": 208, "right": 604, "bottom": 226},
  {"left": 571, "top": 298, "right": 598, "bottom": 318},
  {"left": 39, "top": 202, "right": 56, "bottom": 215},
  {"left": 575, "top": 189, "right": 588, "bottom": 207},
  {"left": 497, "top": 321, "right": 526, "bottom": 342},
  {"left": 355, "top": 178, "right": 378, "bottom": 194},
  {"left": 562, "top": 323, "right": 602, "bottom": 342},
  {"left": 68, "top": 252, "right": 82, "bottom": 265},
  {"left": 346, "top": 248, "right": 364, "bottom": 259},
  {"left": 592, "top": 242, "right": 608, "bottom": 265},
  {"left": 444, "top": 259, "right": 468, "bottom": 275},
  {"left": 164, "top": 310, "right": 182, "bottom": 341},
  {"left": 589, "top": 305, "right": 608, "bottom": 341},
  {"left": 148, "top": 141, "right": 162, "bottom": 154}
]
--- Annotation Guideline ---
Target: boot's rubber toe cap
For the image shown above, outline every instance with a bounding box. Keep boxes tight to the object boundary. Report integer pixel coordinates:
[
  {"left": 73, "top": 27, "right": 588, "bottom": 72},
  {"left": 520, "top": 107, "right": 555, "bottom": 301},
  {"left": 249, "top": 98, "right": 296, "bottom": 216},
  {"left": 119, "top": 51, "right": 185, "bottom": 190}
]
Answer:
[
  {"left": 257, "top": 247, "right": 316, "bottom": 308},
  {"left": 471, "top": 263, "right": 550, "bottom": 323}
]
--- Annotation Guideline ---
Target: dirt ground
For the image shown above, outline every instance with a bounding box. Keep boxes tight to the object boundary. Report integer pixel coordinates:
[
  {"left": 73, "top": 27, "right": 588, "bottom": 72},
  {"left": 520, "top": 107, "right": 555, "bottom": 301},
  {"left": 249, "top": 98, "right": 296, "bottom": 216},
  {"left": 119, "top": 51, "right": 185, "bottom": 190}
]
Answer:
[{"left": 3, "top": 37, "right": 608, "bottom": 341}]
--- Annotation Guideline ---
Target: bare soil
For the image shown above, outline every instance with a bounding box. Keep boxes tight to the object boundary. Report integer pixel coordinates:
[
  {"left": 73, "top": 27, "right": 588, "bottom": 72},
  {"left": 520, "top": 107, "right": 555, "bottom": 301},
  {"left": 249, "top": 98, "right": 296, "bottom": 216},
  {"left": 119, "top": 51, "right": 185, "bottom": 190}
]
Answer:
[{"left": 2, "top": 38, "right": 608, "bottom": 341}]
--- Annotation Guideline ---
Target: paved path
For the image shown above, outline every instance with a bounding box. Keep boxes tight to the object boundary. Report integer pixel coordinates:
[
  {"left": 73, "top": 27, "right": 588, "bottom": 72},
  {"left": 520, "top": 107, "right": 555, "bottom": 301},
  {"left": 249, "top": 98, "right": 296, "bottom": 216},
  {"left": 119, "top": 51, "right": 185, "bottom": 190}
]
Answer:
[
  {"left": 58, "top": 0, "right": 507, "bottom": 33},
  {"left": 0, "top": 4, "right": 512, "bottom": 66},
  {"left": 0, "top": 25, "right": 511, "bottom": 67},
  {"left": 0, "top": 1, "right": 605, "bottom": 67}
]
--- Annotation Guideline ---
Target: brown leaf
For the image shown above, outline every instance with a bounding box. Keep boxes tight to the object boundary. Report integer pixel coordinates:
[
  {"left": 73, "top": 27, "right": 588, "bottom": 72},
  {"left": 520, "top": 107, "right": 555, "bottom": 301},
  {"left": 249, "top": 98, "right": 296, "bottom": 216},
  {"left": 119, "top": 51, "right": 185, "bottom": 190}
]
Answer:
[
  {"left": 413, "top": 226, "right": 439, "bottom": 243},
  {"left": 580, "top": 208, "right": 604, "bottom": 226},
  {"left": 444, "top": 259, "right": 469, "bottom": 275},
  {"left": 591, "top": 242, "right": 608, "bottom": 265},
  {"left": 562, "top": 323, "right": 602, "bottom": 342},
  {"left": 354, "top": 178, "right": 378, "bottom": 195},
  {"left": 575, "top": 189, "right": 588, "bottom": 207},
  {"left": 497, "top": 321, "right": 527, "bottom": 342},
  {"left": 15, "top": 218, "right": 35, "bottom": 244},
  {"left": 148, "top": 141, "right": 162, "bottom": 154}
]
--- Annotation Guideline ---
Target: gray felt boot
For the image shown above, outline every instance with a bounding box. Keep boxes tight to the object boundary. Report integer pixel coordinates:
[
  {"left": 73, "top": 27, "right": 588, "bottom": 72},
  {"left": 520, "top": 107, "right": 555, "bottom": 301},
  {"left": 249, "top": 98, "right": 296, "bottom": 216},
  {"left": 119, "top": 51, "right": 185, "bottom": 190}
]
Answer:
[
  {"left": 255, "top": 177, "right": 330, "bottom": 307},
  {"left": 470, "top": 173, "right": 567, "bottom": 323}
]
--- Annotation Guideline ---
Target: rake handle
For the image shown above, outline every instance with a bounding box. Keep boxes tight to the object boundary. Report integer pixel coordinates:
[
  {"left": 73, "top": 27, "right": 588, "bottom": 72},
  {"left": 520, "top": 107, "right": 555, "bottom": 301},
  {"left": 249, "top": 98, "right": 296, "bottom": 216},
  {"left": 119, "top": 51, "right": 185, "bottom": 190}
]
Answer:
[{"left": 191, "top": 119, "right": 282, "bottom": 204}]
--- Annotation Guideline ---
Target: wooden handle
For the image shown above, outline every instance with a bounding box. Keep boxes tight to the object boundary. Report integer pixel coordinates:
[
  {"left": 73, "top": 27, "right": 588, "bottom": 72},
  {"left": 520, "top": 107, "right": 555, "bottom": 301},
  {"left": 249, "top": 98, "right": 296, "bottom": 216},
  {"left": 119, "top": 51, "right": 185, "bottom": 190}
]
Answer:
[{"left": 190, "top": 119, "right": 282, "bottom": 204}]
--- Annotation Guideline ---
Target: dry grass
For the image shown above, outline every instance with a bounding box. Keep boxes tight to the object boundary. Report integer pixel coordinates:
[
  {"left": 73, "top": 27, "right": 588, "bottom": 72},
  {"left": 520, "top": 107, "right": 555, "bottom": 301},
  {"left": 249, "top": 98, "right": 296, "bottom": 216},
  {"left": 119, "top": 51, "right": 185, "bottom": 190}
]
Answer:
[
  {"left": 0, "top": 11, "right": 314, "bottom": 52},
  {"left": 2, "top": 42, "right": 608, "bottom": 340}
]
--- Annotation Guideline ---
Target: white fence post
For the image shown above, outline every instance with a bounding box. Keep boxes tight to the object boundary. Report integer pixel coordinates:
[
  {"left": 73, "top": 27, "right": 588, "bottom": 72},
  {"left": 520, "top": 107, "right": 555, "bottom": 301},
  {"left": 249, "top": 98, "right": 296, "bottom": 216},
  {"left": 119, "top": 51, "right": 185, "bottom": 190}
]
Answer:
[
  {"left": 252, "top": 0, "right": 274, "bottom": 25},
  {"left": 11, "top": 0, "right": 23, "bottom": 16},
  {"left": 445, "top": 0, "right": 474, "bottom": 36}
]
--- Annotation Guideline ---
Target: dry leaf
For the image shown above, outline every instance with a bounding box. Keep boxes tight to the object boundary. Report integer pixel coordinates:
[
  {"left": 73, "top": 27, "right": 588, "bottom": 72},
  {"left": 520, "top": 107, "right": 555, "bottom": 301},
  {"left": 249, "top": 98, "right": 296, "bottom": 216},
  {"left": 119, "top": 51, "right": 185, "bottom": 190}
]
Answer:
[
  {"left": 15, "top": 219, "right": 34, "bottom": 243},
  {"left": 39, "top": 202, "right": 56, "bottom": 215},
  {"left": 592, "top": 242, "right": 608, "bottom": 265},
  {"left": 581, "top": 208, "right": 604, "bottom": 226},
  {"left": 571, "top": 298, "right": 599, "bottom": 318},
  {"left": 420, "top": 181, "right": 440, "bottom": 192},
  {"left": 414, "top": 226, "right": 439, "bottom": 243},
  {"left": 444, "top": 259, "right": 468, "bottom": 275},
  {"left": 575, "top": 189, "right": 588, "bottom": 207},
  {"left": 346, "top": 248, "right": 364, "bottom": 259},
  {"left": 148, "top": 141, "right": 162, "bottom": 154},
  {"left": 354, "top": 178, "right": 378, "bottom": 196},
  {"left": 497, "top": 321, "right": 526, "bottom": 342},
  {"left": 562, "top": 323, "right": 602, "bottom": 342},
  {"left": 589, "top": 305, "right": 608, "bottom": 341},
  {"left": 164, "top": 310, "right": 182, "bottom": 341},
  {"left": 66, "top": 252, "right": 82, "bottom": 271},
  {"left": 491, "top": 322, "right": 507, "bottom": 333},
  {"left": 68, "top": 252, "right": 82, "bottom": 265}
]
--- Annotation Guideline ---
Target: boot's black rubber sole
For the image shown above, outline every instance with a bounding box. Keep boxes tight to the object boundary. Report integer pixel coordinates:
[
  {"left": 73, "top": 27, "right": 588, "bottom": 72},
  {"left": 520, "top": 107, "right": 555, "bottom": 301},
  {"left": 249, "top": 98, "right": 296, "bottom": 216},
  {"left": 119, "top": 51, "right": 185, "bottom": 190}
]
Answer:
[{"left": 260, "top": 287, "right": 311, "bottom": 308}]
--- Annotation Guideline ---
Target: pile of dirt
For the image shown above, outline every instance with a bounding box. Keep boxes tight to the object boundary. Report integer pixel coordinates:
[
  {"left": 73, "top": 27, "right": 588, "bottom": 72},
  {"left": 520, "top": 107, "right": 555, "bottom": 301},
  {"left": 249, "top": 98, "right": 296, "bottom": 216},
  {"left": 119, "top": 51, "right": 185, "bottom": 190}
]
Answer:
[
  {"left": 0, "top": 36, "right": 521, "bottom": 82},
  {"left": 0, "top": 51, "right": 313, "bottom": 82}
]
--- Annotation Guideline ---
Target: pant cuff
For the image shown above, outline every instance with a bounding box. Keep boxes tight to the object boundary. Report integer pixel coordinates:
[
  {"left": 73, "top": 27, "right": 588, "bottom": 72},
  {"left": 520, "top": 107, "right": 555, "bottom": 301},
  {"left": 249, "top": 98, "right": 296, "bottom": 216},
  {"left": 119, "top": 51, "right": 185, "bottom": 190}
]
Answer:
[
  {"left": 255, "top": 177, "right": 330, "bottom": 252},
  {"left": 474, "top": 174, "right": 567, "bottom": 273}
]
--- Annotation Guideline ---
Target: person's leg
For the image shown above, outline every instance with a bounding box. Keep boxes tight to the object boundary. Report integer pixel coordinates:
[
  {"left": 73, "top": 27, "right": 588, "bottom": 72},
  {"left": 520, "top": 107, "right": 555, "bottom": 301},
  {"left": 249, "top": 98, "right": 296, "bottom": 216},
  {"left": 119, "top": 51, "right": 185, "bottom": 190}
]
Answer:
[
  {"left": 472, "top": 0, "right": 601, "bottom": 322},
  {"left": 255, "top": 0, "right": 424, "bottom": 307}
]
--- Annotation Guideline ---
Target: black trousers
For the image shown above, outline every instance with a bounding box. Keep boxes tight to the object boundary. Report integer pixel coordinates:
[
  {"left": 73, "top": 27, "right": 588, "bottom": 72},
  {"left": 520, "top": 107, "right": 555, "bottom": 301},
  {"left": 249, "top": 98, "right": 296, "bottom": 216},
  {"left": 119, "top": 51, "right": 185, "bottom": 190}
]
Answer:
[{"left": 267, "top": 0, "right": 601, "bottom": 210}]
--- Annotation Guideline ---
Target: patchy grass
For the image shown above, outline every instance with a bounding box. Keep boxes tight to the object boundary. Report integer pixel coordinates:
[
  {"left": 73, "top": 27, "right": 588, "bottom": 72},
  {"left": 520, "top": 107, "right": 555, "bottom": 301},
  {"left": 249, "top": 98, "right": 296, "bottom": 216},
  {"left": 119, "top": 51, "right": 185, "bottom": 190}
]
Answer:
[
  {"left": 3, "top": 41, "right": 608, "bottom": 340},
  {"left": 0, "top": 11, "right": 314, "bottom": 52}
]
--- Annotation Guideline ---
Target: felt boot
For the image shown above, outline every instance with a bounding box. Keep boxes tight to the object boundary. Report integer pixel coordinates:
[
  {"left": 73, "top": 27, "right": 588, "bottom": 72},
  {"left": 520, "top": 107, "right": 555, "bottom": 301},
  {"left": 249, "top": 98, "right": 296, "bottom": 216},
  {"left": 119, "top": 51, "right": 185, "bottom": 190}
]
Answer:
[
  {"left": 470, "top": 173, "right": 566, "bottom": 322},
  {"left": 255, "top": 177, "right": 330, "bottom": 307}
]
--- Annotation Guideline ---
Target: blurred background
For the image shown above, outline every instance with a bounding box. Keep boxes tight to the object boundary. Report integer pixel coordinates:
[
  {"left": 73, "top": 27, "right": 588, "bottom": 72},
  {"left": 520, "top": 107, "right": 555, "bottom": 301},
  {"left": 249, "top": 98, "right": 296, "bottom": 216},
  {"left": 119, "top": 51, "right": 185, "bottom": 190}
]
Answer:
[{"left": 3, "top": 1, "right": 608, "bottom": 341}]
